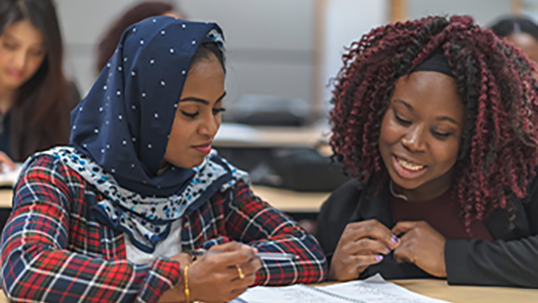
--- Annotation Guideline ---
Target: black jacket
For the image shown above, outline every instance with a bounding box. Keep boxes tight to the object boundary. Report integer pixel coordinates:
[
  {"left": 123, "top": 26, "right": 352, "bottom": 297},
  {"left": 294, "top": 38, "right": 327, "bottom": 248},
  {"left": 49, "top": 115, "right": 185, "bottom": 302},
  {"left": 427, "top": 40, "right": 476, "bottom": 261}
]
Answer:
[{"left": 316, "top": 178, "right": 538, "bottom": 288}]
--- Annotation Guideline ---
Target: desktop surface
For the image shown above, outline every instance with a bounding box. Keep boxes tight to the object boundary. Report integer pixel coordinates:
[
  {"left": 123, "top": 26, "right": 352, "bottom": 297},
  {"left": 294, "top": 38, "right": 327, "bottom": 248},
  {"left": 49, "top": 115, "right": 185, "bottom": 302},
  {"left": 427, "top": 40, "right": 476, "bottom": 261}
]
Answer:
[{"left": 0, "top": 279, "right": 536, "bottom": 302}]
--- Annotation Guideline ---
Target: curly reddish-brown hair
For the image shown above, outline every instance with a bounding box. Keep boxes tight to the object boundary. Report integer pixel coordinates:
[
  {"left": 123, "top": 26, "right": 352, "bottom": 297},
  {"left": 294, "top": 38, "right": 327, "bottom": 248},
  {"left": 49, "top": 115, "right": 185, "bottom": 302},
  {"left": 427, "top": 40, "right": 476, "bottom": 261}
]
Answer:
[{"left": 330, "top": 15, "right": 538, "bottom": 227}]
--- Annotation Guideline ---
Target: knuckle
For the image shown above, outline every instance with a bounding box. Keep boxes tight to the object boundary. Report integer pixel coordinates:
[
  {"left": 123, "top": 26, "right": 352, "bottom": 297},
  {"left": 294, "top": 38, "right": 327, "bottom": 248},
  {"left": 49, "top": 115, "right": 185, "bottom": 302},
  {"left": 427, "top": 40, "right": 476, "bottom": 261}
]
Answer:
[
  {"left": 356, "top": 239, "right": 369, "bottom": 249},
  {"left": 364, "top": 219, "right": 376, "bottom": 225}
]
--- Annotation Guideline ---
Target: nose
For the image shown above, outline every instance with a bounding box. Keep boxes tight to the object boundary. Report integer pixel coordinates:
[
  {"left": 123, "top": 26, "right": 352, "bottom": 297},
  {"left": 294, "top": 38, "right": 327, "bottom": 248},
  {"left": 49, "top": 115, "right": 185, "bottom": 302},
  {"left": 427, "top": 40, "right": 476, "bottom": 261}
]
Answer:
[
  {"left": 198, "top": 113, "right": 219, "bottom": 138},
  {"left": 12, "top": 50, "right": 27, "bottom": 71},
  {"left": 401, "top": 124, "right": 427, "bottom": 153}
]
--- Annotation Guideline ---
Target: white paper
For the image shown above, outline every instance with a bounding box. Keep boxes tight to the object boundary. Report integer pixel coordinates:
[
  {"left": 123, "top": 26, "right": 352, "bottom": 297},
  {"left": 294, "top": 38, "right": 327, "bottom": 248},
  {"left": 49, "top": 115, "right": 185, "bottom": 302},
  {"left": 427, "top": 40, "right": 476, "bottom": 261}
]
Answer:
[
  {"left": 0, "top": 163, "right": 22, "bottom": 187},
  {"left": 319, "top": 274, "right": 452, "bottom": 303},
  {"left": 232, "top": 274, "right": 452, "bottom": 303},
  {"left": 231, "top": 284, "right": 353, "bottom": 303}
]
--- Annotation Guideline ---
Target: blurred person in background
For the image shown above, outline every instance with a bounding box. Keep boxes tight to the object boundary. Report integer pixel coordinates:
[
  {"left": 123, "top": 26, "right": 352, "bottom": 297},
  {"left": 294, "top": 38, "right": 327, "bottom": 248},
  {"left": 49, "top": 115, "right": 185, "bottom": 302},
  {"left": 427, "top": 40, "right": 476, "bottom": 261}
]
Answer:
[
  {"left": 490, "top": 15, "right": 538, "bottom": 64},
  {"left": 95, "top": 1, "right": 184, "bottom": 75},
  {"left": 0, "top": 0, "right": 79, "bottom": 168}
]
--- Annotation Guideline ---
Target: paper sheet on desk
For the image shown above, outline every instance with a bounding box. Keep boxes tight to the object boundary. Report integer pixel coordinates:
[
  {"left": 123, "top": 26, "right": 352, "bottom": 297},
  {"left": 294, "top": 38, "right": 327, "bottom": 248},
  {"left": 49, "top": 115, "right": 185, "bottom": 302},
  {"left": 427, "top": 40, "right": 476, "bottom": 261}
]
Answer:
[
  {"left": 0, "top": 164, "right": 22, "bottom": 187},
  {"left": 232, "top": 274, "right": 452, "bottom": 303}
]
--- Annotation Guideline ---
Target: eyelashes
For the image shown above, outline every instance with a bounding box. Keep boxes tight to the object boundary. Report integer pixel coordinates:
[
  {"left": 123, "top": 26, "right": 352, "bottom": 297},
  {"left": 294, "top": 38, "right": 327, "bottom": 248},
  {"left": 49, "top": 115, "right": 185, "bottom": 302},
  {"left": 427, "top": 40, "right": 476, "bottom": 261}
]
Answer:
[
  {"left": 180, "top": 108, "right": 226, "bottom": 119},
  {"left": 394, "top": 112, "right": 411, "bottom": 125},
  {"left": 432, "top": 131, "right": 451, "bottom": 138},
  {"left": 394, "top": 112, "right": 453, "bottom": 139},
  {"left": 181, "top": 111, "right": 198, "bottom": 118}
]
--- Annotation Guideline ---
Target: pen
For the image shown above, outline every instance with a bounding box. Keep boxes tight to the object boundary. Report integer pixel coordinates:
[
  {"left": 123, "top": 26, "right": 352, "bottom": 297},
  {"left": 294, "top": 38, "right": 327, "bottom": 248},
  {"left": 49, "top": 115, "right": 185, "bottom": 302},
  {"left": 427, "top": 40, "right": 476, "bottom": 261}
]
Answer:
[{"left": 188, "top": 249, "right": 299, "bottom": 261}]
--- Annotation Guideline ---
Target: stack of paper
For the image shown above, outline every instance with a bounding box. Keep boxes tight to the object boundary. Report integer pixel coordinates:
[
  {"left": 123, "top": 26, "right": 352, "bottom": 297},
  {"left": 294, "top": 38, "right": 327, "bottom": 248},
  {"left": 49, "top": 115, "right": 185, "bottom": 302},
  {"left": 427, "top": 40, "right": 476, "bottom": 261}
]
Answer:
[
  {"left": 0, "top": 164, "right": 22, "bottom": 187},
  {"left": 232, "top": 274, "right": 452, "bottom": 303}
]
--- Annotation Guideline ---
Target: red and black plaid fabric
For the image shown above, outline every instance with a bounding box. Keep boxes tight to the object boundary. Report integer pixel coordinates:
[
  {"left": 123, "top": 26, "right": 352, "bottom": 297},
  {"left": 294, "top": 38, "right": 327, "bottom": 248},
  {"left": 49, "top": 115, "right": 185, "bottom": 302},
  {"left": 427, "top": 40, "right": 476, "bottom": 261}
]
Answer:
[{"left": 1, "top": 155, "right": 327, "bottom": 302}]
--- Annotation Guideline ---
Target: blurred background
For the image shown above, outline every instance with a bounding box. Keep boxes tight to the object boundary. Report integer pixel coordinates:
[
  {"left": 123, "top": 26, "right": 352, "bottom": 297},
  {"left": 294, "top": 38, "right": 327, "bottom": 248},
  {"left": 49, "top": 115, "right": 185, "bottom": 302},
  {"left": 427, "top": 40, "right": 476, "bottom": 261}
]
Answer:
[
  {"left": 48, "top": 0, "right": 538, "bottom": 232},
  {"left": 57, "top": 0, "right": 538, "bottom": 114}
]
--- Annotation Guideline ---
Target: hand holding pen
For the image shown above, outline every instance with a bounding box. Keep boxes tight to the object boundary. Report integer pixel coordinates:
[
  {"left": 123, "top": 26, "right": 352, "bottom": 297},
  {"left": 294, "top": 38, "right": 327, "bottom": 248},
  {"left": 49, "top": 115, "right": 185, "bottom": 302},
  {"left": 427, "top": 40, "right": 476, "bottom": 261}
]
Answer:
[
  {"left": 189, "top": 248, "right": 299, "bottom": 261},
  {"left": 178, "top": 242, "right": 262, "bottom": 303}
]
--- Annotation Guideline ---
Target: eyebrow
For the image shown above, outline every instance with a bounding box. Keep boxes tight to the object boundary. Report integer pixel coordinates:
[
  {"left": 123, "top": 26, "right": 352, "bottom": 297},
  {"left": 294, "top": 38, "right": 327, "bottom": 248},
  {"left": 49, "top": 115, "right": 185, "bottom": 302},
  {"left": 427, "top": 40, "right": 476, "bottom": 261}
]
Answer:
[
  {"left": 3, "top": 33, "right": 45, "bottom": 48},
  {"left": 178, "top": 91, "right": 227, "bottom": 105},
  {"left": 393, "top": 99, "right": 460, "bottom": 126}
]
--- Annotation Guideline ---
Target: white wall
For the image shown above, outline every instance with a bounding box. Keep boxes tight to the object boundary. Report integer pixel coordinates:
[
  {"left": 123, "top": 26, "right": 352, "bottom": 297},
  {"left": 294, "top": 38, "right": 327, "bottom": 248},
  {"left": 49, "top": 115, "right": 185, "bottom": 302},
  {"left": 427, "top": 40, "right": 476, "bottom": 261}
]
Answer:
[
  {"left": 55, "top": 0, "right": 137, "bottom": 95},
  {"left": 320, "top": 0, "right": 389, "bottom": 109},
  {"left": 53, "top": 0, "right": 515, "bottom": 118},
  {"left": 408, "top": 0, "right": 512, "bottom": 25},
  {"left": 523, "top": 0, "right": 538, "bottom": 21},
  {"left": 55, "top": 0, "right": 315, "bottom": 112}
]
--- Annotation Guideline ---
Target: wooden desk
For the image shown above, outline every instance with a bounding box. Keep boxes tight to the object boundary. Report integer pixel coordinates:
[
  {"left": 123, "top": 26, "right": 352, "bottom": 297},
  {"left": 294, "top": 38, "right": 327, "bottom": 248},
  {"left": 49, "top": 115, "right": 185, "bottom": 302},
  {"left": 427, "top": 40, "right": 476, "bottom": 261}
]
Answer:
[
  {"left": 0, "top": 280, "right": 536, "bottom": 302},
  {"left": 250, "top": 185, "right": 328, "bottom": 213},
  {"left": 0, "top": 190, "right": 11, "bottom": 208},
  {"left": 391, "top": 279, "right": 538, "bottom": 303}
]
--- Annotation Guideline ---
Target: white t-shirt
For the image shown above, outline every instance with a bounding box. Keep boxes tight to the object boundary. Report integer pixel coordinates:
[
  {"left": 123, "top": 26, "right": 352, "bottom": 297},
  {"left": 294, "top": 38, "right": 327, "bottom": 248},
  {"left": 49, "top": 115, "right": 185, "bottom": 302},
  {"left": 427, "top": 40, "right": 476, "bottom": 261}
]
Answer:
[{"left": 124, "top": 219, "right": 183, "bottom": 264}]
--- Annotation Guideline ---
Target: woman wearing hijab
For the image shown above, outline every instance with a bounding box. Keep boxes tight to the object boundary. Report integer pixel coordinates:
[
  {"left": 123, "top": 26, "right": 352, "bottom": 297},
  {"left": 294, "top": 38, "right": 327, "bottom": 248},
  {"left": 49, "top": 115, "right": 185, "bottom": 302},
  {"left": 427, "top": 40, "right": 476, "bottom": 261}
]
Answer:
[{"left": 0, "top": 17, "right": 326, "bottom": 302}]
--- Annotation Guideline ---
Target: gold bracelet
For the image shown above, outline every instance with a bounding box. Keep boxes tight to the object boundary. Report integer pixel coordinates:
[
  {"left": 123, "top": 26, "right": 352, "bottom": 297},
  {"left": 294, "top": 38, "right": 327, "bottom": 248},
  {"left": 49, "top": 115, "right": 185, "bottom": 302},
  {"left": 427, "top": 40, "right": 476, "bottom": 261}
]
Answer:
[{"left": 184, "top": 265, "right": 190, "bottom": 303}]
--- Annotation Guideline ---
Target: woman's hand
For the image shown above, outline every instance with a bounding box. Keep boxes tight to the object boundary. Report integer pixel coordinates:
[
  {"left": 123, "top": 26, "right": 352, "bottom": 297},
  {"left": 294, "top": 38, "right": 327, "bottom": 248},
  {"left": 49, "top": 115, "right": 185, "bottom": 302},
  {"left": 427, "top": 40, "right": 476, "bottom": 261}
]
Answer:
[
  {"left": 330, "top": 219, "right": 400, "bottom": 281},
  {"left": 188, "top": 242, "right": 262, "bottom": 303},
  {"left": 392, "top": 221, "right": 447, "bottom": 277},
  {"left": 158, "top": 242, "right": 262, "bottom": 303},
  {"left": 0, "top": 151, "right": 16, "bottom": 173}
]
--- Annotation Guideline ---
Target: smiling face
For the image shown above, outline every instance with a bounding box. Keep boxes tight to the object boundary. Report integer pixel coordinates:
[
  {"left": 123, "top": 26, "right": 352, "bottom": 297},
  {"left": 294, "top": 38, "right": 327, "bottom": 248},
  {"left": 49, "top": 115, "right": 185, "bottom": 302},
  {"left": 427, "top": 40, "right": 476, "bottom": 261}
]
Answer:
[
  {"left": 378, "top": 71, "right": 465, "bottom": 201},
  {"left": 0, "top": 19, "right": 46, "bottom": 90},
  {"left": 163, "top": 53, "right": 226, "bottom": 169}
]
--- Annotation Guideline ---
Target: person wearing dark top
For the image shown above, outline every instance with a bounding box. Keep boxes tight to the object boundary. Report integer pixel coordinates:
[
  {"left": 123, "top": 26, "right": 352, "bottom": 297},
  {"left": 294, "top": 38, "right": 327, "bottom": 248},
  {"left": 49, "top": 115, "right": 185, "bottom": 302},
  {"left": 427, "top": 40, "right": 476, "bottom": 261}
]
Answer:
[
  {"left": 316, "top": 15, "right": 538, "bottom": 288},
  {"left": 0, "top": 0, "right": 78, "bottom": 167}
]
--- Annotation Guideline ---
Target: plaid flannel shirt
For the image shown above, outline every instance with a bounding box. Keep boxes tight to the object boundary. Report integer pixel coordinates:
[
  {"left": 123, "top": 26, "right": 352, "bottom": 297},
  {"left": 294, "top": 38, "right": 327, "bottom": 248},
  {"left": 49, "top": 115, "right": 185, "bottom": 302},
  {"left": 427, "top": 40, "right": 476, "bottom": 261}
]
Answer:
[{"left": 1, "top": 155, "right": 327, "bottom": 302}]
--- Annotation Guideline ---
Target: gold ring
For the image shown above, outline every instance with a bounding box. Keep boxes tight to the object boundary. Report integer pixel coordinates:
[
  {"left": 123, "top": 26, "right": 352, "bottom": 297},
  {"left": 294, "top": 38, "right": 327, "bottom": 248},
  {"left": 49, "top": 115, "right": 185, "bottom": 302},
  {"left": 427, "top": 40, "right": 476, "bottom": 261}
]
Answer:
[{"left": 236, "top": 264, "right": 245, "bottom": 279}]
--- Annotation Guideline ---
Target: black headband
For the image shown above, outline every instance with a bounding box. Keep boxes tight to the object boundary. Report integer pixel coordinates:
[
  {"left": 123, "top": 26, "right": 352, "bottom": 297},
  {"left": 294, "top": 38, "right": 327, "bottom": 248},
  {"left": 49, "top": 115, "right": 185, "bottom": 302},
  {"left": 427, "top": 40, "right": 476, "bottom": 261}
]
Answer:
[{"left": 410, "top": 52, "right": 454, "bottom": 78}]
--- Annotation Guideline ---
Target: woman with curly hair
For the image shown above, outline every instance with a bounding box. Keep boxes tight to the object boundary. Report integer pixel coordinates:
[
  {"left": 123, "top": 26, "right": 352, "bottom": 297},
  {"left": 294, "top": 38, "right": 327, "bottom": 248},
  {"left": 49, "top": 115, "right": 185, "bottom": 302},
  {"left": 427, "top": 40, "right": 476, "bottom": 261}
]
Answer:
[{"left": 316, "top": 15, "right": 538, "bottom": 287}]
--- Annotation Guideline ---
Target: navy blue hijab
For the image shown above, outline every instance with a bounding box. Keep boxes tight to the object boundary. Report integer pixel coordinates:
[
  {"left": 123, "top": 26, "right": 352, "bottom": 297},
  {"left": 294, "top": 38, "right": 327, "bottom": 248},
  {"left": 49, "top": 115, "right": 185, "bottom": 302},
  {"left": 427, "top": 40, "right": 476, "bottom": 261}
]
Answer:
[{"left": 70, "top": 17, "right": 223, "bottom": 197}]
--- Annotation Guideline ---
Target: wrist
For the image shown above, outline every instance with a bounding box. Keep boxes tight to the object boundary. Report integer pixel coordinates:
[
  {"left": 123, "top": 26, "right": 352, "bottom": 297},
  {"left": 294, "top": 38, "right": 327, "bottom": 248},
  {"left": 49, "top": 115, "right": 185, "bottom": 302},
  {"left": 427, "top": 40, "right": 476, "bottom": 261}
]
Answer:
[
  {"left": 158, "top": 281, "right": 186, "bottom": 303},
  {"left": 183, "top": 265, "right": 191, "bottom": 303}
]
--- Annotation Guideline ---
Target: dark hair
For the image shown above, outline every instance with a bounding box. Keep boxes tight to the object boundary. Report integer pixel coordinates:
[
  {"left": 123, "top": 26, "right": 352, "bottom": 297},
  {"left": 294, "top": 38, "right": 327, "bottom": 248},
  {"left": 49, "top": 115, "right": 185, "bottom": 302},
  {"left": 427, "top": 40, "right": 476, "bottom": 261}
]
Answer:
[
  {"left": 489, "top": 15, "right": 538, "bottom": 41},
  {"left": 330, "top": 15, "right": 538, "bottom": 229},
  {"left": 192, "top": 42, "right": 225, "bottom": 72},
  {"left": 0, "top": 0, "right": 70, "bottom": 161},
  {"left": 96, "top": 1, "right": 180, "bottom": 74}
]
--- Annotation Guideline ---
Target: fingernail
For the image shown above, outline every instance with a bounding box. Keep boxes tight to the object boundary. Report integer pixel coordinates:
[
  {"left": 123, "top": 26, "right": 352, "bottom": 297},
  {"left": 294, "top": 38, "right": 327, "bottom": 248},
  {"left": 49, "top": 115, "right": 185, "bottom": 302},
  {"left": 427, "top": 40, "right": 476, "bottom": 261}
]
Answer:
[
  {"left": 376, "top": 255, "right": 384, "bottom": 261},
  {"left": 391, "top": 235, "right": 399, "bottom": 244},
  {"left": 385, "top": 246, "right": 391, "bottom": 254}
]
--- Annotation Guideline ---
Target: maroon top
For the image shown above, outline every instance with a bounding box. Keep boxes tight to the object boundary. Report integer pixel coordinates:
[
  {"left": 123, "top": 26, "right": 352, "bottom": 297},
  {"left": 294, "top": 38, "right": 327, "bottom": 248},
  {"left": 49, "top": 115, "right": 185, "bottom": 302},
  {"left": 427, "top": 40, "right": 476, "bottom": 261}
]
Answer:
[{"left": 390, "top": 189, "right": 494, "bottom": 242}]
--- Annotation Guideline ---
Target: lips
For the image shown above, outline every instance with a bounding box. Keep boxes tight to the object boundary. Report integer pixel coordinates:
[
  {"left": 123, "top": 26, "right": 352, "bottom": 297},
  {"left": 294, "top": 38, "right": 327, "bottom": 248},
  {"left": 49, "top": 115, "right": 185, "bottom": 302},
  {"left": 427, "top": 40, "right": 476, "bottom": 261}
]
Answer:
[
  {"left": 192, "top": 142, "right": 212, "bottom": 155},
  {"left": 392, "top": 155, "right": 428, "bottom": 179},
  {"left": 7, "top": 69, "right": 24, "bottom": 80}
]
